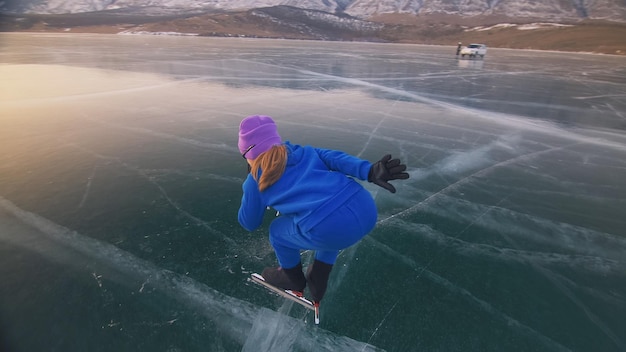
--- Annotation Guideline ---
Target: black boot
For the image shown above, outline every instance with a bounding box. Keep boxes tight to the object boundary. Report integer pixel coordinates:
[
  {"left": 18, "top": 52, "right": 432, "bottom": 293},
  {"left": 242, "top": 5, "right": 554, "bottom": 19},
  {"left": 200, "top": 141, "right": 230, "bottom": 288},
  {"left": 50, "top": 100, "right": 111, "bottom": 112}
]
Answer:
[
  {"left": 261, "top": 263, "right": 306, "bottom": 292},
  {"left": 306, "top": 260, "right": 333, "bottom": 303}
]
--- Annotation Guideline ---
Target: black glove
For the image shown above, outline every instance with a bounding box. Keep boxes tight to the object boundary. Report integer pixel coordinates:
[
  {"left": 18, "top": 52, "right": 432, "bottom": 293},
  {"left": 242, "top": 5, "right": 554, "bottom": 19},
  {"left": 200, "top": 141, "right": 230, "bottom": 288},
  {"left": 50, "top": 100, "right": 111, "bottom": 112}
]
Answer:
[{"left": 368, "top": 154, "right": 409, "bottom": 193}]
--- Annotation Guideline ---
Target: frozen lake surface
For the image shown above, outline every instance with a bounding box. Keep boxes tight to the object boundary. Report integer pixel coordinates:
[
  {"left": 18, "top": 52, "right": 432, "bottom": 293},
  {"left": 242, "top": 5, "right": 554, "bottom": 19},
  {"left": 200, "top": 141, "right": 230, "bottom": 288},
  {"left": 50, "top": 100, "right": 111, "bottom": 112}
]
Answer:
[{"left": 1, "top": 33, "right": 626, "bottom": 351}]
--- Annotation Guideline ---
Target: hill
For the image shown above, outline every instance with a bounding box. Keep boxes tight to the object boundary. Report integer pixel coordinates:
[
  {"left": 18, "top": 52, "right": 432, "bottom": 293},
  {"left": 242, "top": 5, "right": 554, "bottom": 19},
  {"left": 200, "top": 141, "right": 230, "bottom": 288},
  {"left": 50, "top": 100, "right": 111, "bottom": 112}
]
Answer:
[{"left": 1, "top": 6, "right": 625, "bottom": 55}]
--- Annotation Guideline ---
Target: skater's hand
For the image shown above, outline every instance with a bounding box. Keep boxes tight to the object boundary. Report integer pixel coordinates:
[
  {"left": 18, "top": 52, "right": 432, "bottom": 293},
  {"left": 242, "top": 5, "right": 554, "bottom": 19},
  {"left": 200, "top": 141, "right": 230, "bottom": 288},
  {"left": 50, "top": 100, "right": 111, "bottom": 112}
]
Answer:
[{"left": 368, "top": 154, "right": 409, "bottom": 193}]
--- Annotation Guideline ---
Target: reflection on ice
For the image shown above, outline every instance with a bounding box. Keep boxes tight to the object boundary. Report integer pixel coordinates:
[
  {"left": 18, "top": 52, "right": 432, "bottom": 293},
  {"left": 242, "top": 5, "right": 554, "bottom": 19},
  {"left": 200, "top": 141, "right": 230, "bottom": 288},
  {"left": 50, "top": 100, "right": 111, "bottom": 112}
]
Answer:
[{"left": 457, "top": 59, "right": 484, "bottom": 69}]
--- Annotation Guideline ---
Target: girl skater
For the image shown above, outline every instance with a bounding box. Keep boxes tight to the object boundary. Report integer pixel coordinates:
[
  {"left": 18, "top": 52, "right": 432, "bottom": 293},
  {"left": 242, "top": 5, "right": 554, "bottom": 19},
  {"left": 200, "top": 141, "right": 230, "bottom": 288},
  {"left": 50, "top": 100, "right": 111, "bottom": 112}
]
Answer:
[{"left": 237, "top": 115, "right": 409, "bottom": 305}]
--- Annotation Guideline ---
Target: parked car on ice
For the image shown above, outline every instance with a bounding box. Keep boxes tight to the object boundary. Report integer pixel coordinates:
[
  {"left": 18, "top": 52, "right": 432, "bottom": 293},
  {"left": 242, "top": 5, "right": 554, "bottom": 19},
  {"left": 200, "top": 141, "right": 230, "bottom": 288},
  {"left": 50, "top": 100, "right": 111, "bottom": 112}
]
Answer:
[{"left": 460, "top": 44, "right": 487, "bottom": 59}]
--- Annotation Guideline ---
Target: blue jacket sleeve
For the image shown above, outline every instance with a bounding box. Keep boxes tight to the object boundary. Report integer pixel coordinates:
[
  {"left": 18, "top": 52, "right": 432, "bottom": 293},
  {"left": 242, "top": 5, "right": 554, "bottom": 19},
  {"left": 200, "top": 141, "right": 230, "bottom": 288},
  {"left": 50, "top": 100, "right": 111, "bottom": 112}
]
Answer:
[
  {"left": 238, "top": 176, "right": 265, "bottom": 231},
  {"left": 314, "top": 148, "right": 372, "bottom": 180}
]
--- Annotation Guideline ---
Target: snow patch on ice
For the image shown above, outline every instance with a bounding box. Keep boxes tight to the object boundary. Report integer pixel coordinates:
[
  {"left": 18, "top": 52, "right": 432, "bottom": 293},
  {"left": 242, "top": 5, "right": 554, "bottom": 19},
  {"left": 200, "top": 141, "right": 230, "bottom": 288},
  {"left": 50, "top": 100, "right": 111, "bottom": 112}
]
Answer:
[
  {"left": 118, "top": 30, "right": 199, "bottom": 36},
  {"left": 517, "top": 23, "right": 574, "bottom": 30},
  {"left": 464, "top": 22, "right": 574, "bottom": 32}
]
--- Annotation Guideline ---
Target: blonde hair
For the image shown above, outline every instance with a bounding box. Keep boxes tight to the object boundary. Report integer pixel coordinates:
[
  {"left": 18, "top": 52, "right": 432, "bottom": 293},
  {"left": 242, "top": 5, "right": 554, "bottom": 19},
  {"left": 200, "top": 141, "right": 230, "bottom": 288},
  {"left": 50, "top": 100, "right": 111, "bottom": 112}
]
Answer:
[{"left": 250, "top": 144, "right": 287, "bottom": 192}]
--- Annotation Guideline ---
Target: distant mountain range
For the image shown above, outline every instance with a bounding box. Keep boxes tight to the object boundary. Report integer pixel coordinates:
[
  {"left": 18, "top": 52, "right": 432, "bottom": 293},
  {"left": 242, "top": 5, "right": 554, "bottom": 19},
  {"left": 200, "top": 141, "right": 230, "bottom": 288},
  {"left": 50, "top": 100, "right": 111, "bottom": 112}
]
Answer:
[
  {"left": 1, "top": 0, "right": 625, "bottom": 23},
  {"left": 1, "top": 1, "right": 625, "bottom": 56}
]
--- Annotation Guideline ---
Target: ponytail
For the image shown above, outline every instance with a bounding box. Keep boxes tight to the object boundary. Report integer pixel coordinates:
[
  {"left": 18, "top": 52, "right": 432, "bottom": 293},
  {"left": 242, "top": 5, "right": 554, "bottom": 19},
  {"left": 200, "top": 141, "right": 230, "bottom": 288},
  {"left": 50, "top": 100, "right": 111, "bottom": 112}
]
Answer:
[{"left": 250, "top": 145, "right": 287, "bottom": 192}]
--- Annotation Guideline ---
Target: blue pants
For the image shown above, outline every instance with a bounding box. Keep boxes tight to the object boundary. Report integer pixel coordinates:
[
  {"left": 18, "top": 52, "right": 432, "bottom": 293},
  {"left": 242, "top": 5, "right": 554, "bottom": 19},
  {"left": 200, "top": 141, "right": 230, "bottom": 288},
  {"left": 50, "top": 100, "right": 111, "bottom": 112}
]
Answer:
[{"left": 269, "top": 188, "right": 377, "bottom": 268}]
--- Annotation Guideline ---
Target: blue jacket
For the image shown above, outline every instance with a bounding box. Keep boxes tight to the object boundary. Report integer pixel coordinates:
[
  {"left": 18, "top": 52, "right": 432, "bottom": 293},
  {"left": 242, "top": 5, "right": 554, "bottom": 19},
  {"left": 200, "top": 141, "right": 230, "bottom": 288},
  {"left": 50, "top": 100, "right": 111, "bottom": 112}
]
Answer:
[{"left": 238, "top": 141, "right": 372, "bottom": 233}]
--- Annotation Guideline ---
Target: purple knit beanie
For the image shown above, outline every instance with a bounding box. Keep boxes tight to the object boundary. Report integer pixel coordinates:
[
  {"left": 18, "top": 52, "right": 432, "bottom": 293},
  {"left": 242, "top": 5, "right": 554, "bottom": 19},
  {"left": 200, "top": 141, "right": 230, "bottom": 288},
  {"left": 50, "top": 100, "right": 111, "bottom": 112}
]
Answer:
[{"left": 238, "top": 115, "right": 282, "bottom": 160}]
